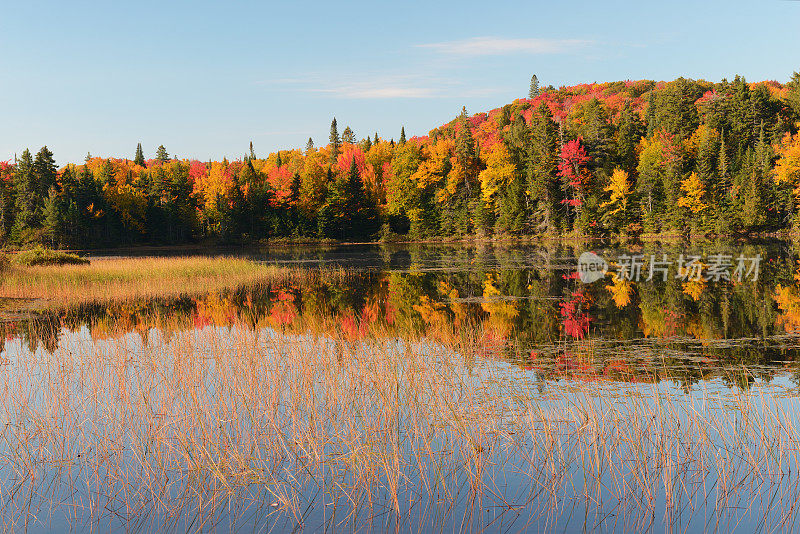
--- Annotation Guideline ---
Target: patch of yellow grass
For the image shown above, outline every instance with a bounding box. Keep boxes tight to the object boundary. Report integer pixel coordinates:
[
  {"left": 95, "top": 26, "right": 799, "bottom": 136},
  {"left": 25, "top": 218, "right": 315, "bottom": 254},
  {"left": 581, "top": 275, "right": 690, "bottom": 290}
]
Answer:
[{"left": 0, "top": 256, "right": 290, "bottom": 305}]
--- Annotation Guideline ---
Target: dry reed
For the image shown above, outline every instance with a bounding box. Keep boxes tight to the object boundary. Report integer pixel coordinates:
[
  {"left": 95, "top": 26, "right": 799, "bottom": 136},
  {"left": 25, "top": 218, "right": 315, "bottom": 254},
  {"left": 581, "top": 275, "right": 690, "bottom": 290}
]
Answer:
[{"left": 0, "top": 313, "right": 798, "bottom": 531}]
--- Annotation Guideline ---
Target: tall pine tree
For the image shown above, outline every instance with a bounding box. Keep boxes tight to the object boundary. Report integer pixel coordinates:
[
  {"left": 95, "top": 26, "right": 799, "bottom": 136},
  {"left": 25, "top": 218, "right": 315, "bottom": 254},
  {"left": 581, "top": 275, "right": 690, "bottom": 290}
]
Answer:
[
  {"left": 329, "top": 118, "right": 341, "bottom": 166},
  {"left": 528, "top": 74, "right": 540, "bottom": 99},
  {"left": 155, "top": 145, "right": 169, "bottom": 163},
  {"left": 134, "top": 143, "right": 145, "bottom": 166}
]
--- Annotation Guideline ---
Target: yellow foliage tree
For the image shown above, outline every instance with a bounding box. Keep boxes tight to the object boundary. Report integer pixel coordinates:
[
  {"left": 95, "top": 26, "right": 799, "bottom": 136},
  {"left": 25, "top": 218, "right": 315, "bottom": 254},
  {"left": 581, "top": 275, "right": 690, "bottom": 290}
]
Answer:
[
  {"left": 775, "top": 131, "right": 800, "bottom": 206},
  {"left": 601, "top": 169, "right": 631, "bottom": 215},
  {"left": 677, "top": 172, "right": 708, "bottom": 214},
  {"left": 478, "top": 143, "right": 515, "bottom": 213},
  {"left": 600, "top": 168, "right": 632, "bottom": 232}
]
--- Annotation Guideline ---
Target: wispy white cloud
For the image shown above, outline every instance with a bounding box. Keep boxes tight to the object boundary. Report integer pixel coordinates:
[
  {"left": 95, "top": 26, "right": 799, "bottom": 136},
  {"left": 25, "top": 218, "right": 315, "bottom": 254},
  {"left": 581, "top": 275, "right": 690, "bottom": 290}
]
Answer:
[
  {"left": 417, "top": 37, "right": 591, "bottom": 56},
  {"left": 313, "top": 84, "right": 437, "bottom": 99},
  {"left": 264, "top": 73, "right": 479, "bottom": 100}
]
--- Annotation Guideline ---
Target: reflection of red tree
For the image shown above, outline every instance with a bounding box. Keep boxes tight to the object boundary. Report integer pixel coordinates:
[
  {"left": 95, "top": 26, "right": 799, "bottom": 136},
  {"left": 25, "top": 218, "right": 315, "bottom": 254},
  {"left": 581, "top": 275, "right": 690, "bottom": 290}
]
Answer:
[
  {"left": 340, "top": 312, "right": 359, "bottom": 340},
  {"left": 559, "top": 290, "right": 591, "bottom": 339},
  {"left": 340, "top": 300, "right": 383, "bottom": 341},
  {"left": 662, "top": 308, "right": 682, "bottom": 338},
  {"left": 269, "top": 289, "right": 297, "bottom": 326},
  {"left": 385, "top": 300, "right": 396, "bottom": 325}
]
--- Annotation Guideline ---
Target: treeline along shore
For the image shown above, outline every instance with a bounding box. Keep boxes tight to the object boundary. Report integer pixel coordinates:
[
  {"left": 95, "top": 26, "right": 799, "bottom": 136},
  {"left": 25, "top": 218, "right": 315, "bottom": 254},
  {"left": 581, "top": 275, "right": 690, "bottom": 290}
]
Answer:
[{"left": 3, "top": 73, "right": 800, "bottom": 248}]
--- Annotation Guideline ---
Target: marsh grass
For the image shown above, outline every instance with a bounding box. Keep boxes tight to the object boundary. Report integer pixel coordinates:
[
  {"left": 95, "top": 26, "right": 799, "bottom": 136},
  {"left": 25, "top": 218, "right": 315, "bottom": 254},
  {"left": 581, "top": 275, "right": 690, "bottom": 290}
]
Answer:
[
  {"left": 0, "top": 313, "right": 799, "bottom": 532},
  {"left": 12, "top": 246, "right": 90, "bottom": 267},
  {"left": 0, "top": 256, "right": 300, "bottom": 305}
]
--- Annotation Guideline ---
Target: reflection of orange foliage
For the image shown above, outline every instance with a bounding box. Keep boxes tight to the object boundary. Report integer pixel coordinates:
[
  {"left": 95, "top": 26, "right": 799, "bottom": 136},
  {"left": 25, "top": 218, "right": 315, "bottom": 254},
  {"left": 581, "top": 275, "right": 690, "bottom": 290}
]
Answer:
[
  {"left": 641, "top": 307, "right": 683, "bottom": 338},
  {"left": 775, "top": 284, "right": 800, "bottom": 333},
  {"left": 606, "top": 277, "right": 633, "bottom": 308},
  {"left": 481, "top": 274, "right": 519, "bottom": 340},
  {"left": 684, "top": 316, "right": 707, "bottom": 340},
  {"left": 682, "top": 279, "right": 706, "bottom": 301},
  {"left": 438, "top": 280, "right": 468, "bottom": 328},
  {"left": 604, "top": 360, "right": 632, "bottom": 379},
  {"left": 413, "top": 295, "right": 448, "bottom": 328},
  {"left": 194, "top": 294, "right": 236, "bottom": 327},
  {"left": 269, "top": 290, "right": 297, "bottom": 327}
]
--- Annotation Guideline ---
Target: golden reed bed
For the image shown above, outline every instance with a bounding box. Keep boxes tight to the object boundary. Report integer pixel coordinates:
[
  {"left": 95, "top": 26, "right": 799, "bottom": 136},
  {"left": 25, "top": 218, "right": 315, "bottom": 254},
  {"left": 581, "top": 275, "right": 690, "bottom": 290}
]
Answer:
[{"left": 0, "top": 316, "right": 798, "bottom": 532}]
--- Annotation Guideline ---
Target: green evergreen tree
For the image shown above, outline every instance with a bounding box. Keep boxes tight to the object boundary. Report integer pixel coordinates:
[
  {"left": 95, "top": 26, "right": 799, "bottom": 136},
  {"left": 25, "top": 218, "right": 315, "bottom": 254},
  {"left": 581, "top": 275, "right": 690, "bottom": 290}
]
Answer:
[
  {"left": 740, "top": 123, "right": 772, "bottom": 231},
  {"left": 33, "top": 146, "right": 58, "bottom": 198},
  {"left": 41, "top": 186, "right": 64, "bottom": 247},
  {"left": 345, "top": 157, "right": 378, "bottom": 239},
  {"left": 12, "top": 149, "right": 41, "bottom": 241},
  {"left": 329, "top": 118, "right": 341, "bottom": 166},
  {"left": 728, "top": 76, "right": 756, "bottom": 157},
  {"left": 317, "top": 167, "right": 336, "bottom": 238},
  {"left": 306, "top": 137, "right": 314, "bottom": 154},
  {"left": 342, "top": 126, "right": 355, "bottom": 144},
  {"left": 526, "top": 104, "right": 560, "bottom": 233},
  {"left": 636, "top": 139, "right": 666, "bottom": 233},
  {"left": 155, "top": 145, "right": 170, "bottom": 163},
  {"left": 496, "top": 173, "right": 526, "bottom": 234},
  {"left": 134, "top": 143, "right": 145, "bottom": 166},
  {"left": 645, "top": 90, "right": 657, "bottom": 137},
  {"left": 616, "top": 102, "right": 645, "bottom": 174},
  {"left": 444, "top": 107, "right": 480, "bottom": 235},
  {"left": 399, "top": 126, "right": 406, "bottom": 145},
  {"left": 785, "top": 70, "right": 800, "bottom": 122},
  {"left": 528, "top": 74, "right": 539, "bottom": 99},
  {"left": 0, "top": 164, "right": 15, "bottom": 241},
  {"left": 651, "top": 77, "right": 702, "bottom": 140}
]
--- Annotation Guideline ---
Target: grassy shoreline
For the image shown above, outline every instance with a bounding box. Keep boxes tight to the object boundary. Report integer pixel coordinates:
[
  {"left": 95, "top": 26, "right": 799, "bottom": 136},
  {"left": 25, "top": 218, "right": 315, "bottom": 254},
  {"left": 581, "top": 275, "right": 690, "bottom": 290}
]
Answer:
[{"left": 0, "top": 256, "right": 291, "bottom": 305}]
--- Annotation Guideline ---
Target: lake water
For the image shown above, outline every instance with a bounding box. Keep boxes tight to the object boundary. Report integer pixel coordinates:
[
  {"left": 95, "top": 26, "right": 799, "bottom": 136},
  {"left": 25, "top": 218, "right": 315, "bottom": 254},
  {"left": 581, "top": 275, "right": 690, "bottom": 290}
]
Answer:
[{"left": 2, "top": 241, "right": 800, "bottom": 532}]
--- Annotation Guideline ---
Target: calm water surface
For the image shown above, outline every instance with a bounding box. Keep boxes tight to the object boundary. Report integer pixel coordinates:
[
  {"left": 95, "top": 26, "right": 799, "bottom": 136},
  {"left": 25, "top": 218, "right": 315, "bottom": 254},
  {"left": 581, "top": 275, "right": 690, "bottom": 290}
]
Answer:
[{"left": 2, "top": 241, "right": 800, "bottom": 532}]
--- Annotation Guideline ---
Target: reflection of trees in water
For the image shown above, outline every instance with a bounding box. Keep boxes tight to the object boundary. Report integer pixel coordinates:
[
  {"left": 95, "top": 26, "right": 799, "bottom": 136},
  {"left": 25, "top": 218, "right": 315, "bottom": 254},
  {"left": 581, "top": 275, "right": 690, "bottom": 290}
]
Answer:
[{"left": 2, "top": 242, "right": 800, "bottom": 387}]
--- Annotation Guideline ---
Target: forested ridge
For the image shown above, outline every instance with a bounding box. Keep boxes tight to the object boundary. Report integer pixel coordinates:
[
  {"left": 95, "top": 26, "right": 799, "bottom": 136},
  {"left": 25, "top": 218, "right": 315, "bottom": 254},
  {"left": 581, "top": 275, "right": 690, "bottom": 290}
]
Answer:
[{"left": 3, "top": 73, "right": 800, "bottom": 248}]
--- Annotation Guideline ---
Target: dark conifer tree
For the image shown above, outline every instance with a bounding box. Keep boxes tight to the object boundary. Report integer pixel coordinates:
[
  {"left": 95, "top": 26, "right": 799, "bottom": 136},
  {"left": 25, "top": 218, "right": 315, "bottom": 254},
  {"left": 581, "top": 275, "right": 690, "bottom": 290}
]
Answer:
[
  {"left": 527, "top": 104, "right": 560, "bottom": 233},
  {"left": 616, "top": 102, "right": 645, "bottom": 174},
  {"left": 12, "top": 149, "right": 40, "bottom": 240},
  {"left": 342, "top": 126, "right": 355, "bottom": 144},
  {"left": 785, "top": 70, "right": 800, "bottom": 122},
  {"left": 33, "top": 146, "right": 58, "bottom": 198},
  {"left": 134, "top": 143, "right": 145, "bottom": 166},
  {"left": 528, "top": 74, "right": 540, "bottom": 99},
  {"left": 155, "top": 145, "right": 170, "bottom": 163},
  {"left": 329, "top": 118, "right": 341, "bottom": 166}
]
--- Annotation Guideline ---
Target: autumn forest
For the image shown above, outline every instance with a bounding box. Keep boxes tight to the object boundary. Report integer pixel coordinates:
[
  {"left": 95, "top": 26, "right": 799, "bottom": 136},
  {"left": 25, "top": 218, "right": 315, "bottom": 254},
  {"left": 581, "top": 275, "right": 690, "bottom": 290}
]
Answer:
[{"left": 3, "top": 73, "right": 800, "bottom": 248}]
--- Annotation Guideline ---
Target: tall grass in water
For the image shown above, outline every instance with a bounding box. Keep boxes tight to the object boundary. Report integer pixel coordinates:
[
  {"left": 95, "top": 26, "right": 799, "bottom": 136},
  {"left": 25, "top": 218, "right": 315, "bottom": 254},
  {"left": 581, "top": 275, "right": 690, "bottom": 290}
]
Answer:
[
  {"left": 1, "top": 316, "right": 800, "bottom": 531},
  {"left": 0, "top": 256, "right": 293, "bottom": 305}
]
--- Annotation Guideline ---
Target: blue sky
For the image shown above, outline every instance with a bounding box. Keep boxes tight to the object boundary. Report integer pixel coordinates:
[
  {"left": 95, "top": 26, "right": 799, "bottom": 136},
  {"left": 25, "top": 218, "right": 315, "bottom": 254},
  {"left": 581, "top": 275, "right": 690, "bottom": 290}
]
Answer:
[{"left": 1, "top": 0, "right": 798, "bottom": 165}]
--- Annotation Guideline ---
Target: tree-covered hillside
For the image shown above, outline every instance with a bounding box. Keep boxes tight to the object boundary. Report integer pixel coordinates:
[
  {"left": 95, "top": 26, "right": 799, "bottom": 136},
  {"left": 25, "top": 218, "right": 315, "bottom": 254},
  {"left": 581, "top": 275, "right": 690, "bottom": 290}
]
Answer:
[{"left": 2, "top": 73, "right": 800, "bottom": 247}]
